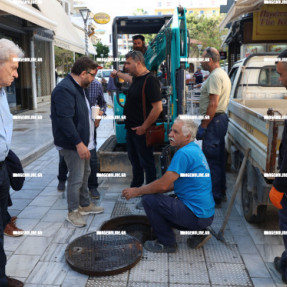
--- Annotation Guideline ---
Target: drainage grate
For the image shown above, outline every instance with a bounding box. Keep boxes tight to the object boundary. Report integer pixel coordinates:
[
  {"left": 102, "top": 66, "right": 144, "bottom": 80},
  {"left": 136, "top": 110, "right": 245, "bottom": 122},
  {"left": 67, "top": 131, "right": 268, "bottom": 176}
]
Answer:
[{"left": 65, "top": 233, "right": 142, "bottom": 276}]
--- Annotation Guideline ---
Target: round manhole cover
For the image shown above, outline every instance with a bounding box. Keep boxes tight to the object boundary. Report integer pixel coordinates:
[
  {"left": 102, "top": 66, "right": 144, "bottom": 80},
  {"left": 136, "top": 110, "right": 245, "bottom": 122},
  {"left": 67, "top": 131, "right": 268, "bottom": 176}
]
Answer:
[
  {"left": 100, "top": 215, "right": 155, "bottom": 244},
  {"left": 65, "top": 233, "right": 142, "bottom": 276}
]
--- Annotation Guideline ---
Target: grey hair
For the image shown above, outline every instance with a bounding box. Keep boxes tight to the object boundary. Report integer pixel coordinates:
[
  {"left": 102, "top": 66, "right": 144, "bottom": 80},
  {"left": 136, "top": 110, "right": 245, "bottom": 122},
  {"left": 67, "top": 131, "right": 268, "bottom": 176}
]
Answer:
[
  {"left": 174, "top": 116, "right": 198, "bottom": 141},
  {"left": 0, "top": 39, "right": 24, "bottom": 64},
  {"left": 125, "top": 50, "right": 146, "bottom": 66},
  {"left": 205, "top": 47, "right": 220, "bottom": 63}
]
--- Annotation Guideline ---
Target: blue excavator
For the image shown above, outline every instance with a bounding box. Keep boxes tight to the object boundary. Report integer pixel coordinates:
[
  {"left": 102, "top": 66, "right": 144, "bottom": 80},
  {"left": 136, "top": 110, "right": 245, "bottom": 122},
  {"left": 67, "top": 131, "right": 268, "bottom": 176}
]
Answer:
[{"left": 98, "top": 7, "right": 190, "bottom": 173}]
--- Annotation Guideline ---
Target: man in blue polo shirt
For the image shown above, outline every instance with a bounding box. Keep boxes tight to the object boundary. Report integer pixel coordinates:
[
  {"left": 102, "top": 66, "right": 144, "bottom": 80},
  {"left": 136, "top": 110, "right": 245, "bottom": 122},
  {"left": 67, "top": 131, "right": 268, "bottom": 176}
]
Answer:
[{"left": 122, "top": 117, "right": 215, "bottom": 253}]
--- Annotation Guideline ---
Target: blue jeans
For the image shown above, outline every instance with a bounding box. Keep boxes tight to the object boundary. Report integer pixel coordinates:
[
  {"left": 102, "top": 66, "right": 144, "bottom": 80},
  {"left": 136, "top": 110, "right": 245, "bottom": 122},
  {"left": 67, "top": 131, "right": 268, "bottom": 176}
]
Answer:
[
  {"left": 202, "top": 113, "right": 228, "bottom": 201},
  {"left": 59, "top": 149, "right": 91, "bottom": 212},
  {"left": 126, "top": 129, "right": 156, "bottom": 187},
  {"left": 0, "top": 163, "right": 10, "bottom": 287},
  {"left": 142, "top": 194, "right": 214, "bottom": 246}
]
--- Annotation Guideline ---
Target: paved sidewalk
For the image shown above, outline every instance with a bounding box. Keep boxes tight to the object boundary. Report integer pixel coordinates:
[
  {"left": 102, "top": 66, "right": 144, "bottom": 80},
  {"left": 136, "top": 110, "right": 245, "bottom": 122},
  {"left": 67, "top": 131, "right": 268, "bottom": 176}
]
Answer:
[{"left": 4, "top": 98, "right": 286, "bottom": 286}]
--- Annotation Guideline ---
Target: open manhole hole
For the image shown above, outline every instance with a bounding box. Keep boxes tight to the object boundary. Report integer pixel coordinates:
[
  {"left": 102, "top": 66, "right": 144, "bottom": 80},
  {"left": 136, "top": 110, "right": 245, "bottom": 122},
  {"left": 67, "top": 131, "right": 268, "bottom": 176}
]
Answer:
[
  {"left": 100, "top": 215, "right": 155, "bottom": 244},
  {"left": 65, "top": 233, "right": 142, "bottom": 276}
]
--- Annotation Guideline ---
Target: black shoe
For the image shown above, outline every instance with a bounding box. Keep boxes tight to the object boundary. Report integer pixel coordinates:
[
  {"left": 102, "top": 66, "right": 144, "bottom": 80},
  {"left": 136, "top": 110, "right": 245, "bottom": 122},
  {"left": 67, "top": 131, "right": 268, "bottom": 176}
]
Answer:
[
  {"left": 187, "top": 234, "right": 211, "bottom": 249},
  {"left": 274, "top": 257, "right": 287, "bottom": 283},
  {"left": 7, "top": 277, "right": 24, "bottom": 287},
  {"left": 214, "top": 198, "right": 222, "bottom": 208},
  {"left": 57, "top": 181, "right": 65, "bottom": 192},
  {"left": 144, "top": 240, "right": 177, "bottom": 253},
  {"left": 90, "top": 188, "right": 100, "bottom": 199}
]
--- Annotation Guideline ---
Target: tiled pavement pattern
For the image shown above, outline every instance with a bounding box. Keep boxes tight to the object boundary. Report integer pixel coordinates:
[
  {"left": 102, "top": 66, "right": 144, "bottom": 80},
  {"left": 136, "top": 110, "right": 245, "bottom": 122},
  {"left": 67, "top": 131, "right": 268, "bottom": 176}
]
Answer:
[{"left": 4, "top": 100, "right": 286, "bottom": 286}]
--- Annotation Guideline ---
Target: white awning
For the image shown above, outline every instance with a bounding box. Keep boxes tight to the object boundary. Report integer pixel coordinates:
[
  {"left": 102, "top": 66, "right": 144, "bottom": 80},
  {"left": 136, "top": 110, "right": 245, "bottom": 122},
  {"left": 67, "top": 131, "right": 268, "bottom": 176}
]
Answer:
[
  {"left": 219, "top": 0, "right": 264, "bottom": 31},
  {"left": 0, "top": 0, "right": 57, "bottom": 31},
  {"left": 37, "top": 0, "right": 85, "bottom": 54}
]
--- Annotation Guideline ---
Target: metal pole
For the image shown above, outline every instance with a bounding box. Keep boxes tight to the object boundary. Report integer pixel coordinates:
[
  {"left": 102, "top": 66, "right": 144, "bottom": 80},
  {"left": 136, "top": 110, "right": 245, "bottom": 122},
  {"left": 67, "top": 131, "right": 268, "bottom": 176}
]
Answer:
[
  {"left": 84, "top": 19, "right": 88, "bottom": 56},
  {"left": 80, "top": 9, "right": 90, "bottom": 56},
  {"left": 30, "top": 36, "right": 37, "bottom": 110}
]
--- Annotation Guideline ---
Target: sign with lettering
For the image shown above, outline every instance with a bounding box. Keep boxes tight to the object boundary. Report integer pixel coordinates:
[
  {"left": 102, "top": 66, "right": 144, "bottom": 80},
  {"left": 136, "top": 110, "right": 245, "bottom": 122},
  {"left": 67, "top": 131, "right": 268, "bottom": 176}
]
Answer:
[
  {"left": 253, "top": 4, "right": 287, "bottom": 41},
  {"left": 94, "top": 13, "right": 110, "bottom": 24}
]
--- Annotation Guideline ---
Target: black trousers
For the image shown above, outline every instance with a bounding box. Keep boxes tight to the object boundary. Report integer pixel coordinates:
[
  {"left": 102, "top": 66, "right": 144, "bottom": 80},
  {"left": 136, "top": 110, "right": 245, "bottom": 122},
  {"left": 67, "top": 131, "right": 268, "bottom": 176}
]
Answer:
[{"left": 0, "top": 163, "right": 10, "bottom": 287}]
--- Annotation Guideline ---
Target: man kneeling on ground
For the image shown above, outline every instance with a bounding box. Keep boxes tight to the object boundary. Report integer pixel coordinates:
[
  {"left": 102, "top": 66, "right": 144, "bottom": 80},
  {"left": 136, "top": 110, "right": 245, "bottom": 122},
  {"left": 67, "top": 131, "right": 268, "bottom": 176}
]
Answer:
[{"left": 122, "top": 117, "right": 215, "bottom": 253}]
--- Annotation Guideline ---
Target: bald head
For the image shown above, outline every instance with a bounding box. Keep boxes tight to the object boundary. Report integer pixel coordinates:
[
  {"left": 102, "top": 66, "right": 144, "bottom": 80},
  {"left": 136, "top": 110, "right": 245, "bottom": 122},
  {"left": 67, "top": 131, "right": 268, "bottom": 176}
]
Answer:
[
  {"left": 201, "top": 47, "right": 220, "bottom": 72},
  {"left": 276, "top": 49, "right": 287, "bottom": 89},
  {"left": 205, "top": 47, "right": 220, "bottom": 63}
]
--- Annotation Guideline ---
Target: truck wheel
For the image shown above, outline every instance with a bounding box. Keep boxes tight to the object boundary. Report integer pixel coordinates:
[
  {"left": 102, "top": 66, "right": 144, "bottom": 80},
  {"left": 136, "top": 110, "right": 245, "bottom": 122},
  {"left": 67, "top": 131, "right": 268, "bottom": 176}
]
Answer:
[{"left": 241, "top": 172, "right": 267, "bottom": 223}]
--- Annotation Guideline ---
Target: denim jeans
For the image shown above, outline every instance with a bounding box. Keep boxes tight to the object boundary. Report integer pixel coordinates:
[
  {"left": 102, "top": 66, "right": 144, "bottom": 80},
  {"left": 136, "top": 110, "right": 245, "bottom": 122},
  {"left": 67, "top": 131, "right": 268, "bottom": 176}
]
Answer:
[
  {"left": 0, "top": 164, "right": 10, "bottom": 287},
  {"left": 142, "top": 194, "right": 214, "bottom": 246},
  {"left": 59, "top": 149, "right": 91, "bottom": 212},
  {"left": 126, "top": 129, "right": 156, "bottom": 187},
  {"left": 202, "top": 113, "right": 228, "bottom": 201}
]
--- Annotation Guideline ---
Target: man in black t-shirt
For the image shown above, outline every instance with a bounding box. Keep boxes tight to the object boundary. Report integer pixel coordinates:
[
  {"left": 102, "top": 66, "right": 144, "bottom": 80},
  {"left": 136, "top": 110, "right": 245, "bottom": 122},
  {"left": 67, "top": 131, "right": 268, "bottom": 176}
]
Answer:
[{"left": 111, "top": 50, "right": 163, "bottom": 187}]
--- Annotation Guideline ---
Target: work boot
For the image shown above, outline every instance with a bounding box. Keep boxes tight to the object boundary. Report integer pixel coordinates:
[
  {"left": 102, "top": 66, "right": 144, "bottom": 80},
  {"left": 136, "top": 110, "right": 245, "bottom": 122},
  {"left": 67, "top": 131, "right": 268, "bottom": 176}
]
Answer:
[
  {"left": 187, "top": 234, "right": 212, "bottom": 249},
  {"left": 78, "top": 203, "right": 104, "bottom": 215},
  {"left": 57, "top": 180, "right": 65, "bottom": 192},
  {"left": 274, "top": 257, "right": 287, "bottom": 283},
  {"left": 144, "top": 239, "right": 177, "bottom": 253},
  {"left": 66, "top": 210, "right": 86, "bottom": 227}
]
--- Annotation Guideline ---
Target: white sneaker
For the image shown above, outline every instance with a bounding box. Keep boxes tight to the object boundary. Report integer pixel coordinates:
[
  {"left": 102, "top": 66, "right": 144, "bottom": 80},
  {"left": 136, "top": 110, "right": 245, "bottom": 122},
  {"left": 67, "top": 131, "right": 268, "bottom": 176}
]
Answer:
[
  {"left": 66, "top": 209, "right": 86, "bottom": 227},
  {"left": 78, "top": 203, "right": 104, "bottom": 215}
]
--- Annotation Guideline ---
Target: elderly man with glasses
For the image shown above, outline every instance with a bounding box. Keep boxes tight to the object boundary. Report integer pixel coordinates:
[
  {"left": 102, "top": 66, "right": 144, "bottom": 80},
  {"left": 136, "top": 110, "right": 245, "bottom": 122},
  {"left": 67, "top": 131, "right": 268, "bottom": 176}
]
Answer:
[
  {"left": 51, "top": 57, "right": 104, "bottom": 228},
  {"left": 196, "top": 47, "right": 231, "bottom": 207}
]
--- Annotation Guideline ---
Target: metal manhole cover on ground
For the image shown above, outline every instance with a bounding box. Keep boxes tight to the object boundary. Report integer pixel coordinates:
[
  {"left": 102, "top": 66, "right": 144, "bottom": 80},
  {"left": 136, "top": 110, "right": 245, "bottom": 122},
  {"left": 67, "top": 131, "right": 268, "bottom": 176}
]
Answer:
[
  {"left": 65, "top": 233, "right": 142, "bottom": 276},
  {"left": 100, "top": 215, "right": 155, "bottom": 244}
]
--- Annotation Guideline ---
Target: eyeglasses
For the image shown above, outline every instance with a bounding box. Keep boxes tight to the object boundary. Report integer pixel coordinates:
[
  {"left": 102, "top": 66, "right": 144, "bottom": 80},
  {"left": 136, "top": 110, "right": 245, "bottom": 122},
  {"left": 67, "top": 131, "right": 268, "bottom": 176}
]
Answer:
[{"left": 87, "top": 71, "right": 97, "bottom": 77}]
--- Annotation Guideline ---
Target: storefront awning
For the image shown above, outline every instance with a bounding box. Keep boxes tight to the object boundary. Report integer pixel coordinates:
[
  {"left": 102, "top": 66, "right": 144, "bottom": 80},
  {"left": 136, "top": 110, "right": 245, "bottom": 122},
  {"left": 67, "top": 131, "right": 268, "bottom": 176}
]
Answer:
[
  {"left": 0, "top": 0, "right": 57, "bottom": 31},
  {"left": 219, "top": 0, "right": 264, "bottom": 31},
  {"left": 37, "top": 0, "right": 85, "bottom": 54}
]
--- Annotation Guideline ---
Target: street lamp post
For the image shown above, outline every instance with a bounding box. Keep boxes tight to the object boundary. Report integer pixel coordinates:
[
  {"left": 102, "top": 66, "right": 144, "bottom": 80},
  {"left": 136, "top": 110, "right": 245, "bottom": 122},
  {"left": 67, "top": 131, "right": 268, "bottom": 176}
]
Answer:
[{"left": 80, "top": 8, "right": 91, "bottom": 56}]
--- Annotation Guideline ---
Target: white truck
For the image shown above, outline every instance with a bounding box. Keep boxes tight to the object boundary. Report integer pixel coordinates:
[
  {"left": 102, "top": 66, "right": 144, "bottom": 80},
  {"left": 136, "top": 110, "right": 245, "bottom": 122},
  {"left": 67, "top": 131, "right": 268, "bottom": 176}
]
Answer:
[{"left": 227, "top": 53, "right": 287, "bottom": 222}]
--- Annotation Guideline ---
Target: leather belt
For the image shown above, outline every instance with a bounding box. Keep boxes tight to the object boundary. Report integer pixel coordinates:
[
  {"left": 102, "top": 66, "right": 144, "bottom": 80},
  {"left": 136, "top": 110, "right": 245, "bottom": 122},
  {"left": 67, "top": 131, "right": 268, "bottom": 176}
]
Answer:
[{"left": 214, "top": 112, "right": 225, "bottom": 117}]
